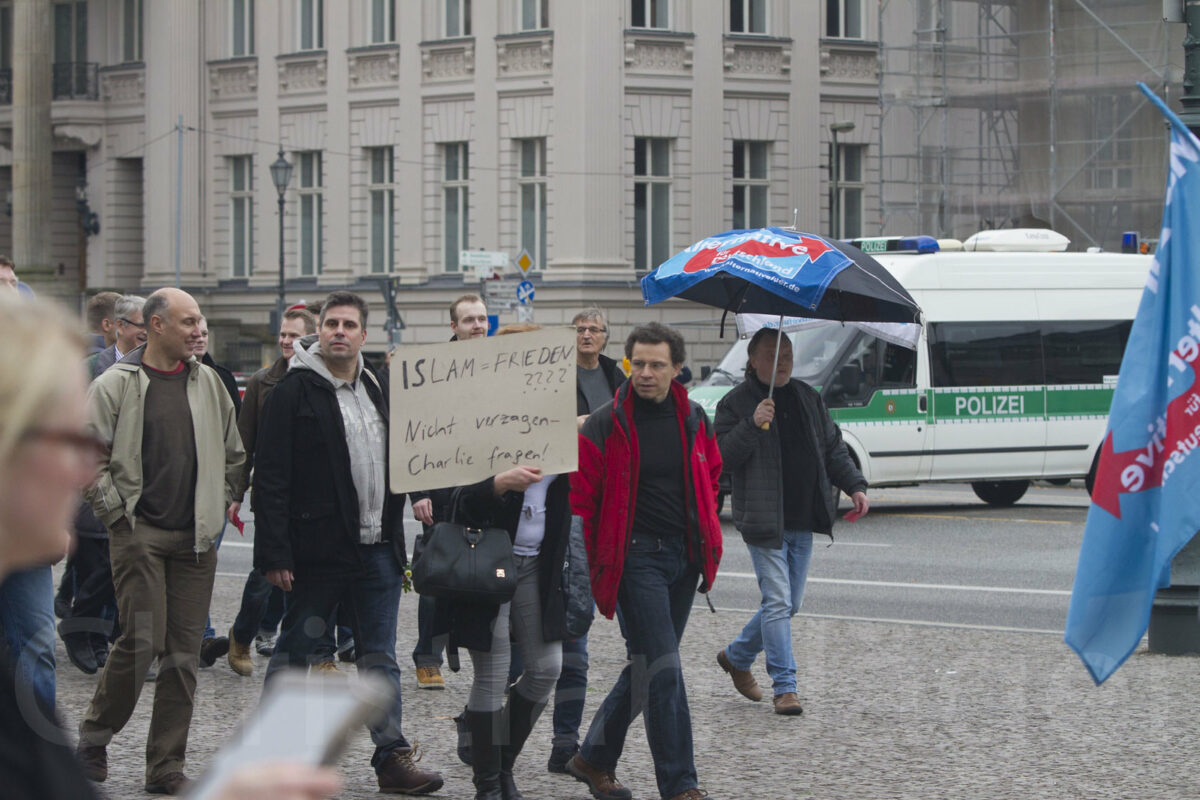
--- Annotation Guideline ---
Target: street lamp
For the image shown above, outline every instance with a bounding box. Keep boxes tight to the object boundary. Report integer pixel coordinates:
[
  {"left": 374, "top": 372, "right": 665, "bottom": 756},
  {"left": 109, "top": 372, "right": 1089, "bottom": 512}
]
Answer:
[
  {"left": 270, "top": 149, "right": 294, "bottom": 335},
  {"left": 829, "top": 120, "right": 855, "bottom": 238}
]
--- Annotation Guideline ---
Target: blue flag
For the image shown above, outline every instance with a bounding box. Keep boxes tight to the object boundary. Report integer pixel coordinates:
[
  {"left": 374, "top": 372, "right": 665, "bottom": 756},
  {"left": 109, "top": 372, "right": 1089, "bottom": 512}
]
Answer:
[{"left": 1065, "top": 84, "right": 1200, "bottom": 685}]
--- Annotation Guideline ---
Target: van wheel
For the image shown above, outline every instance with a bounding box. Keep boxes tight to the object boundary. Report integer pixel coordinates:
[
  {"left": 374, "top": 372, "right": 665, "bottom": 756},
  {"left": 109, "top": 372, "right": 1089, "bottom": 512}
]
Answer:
[{"left": 971, "top": 480, "right": 1029, "bottom": 507}]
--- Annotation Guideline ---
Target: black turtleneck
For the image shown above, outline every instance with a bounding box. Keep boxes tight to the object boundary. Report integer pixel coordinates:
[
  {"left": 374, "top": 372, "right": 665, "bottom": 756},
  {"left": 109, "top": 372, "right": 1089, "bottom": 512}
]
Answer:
[
  {"left": 631, "top": 391, "right": 688, "bottom": 538},
  {"left": 750, "top": 375, "right": 821, "bottom": 531}
]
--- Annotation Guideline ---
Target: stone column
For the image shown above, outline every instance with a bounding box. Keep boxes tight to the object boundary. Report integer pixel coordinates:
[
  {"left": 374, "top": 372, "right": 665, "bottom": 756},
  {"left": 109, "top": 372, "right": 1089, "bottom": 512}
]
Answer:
[{"left": 11, "top": 0, "right": 53, "bottom": 278}]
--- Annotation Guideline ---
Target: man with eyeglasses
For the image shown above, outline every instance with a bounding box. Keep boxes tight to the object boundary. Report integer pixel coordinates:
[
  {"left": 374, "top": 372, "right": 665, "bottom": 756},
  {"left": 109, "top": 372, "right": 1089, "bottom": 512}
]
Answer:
[
  {"left": 567, "top": 323, "right": 723, "bottom": 800},
  {"left": 60, "top": 296, "right": 147, "bottom": 675}
]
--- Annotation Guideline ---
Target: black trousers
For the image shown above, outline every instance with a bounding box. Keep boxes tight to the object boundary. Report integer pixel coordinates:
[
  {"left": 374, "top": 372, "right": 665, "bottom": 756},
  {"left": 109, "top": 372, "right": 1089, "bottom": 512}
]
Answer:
[{"left": 66, "top": 536, "right": 118, "bottom": 640}]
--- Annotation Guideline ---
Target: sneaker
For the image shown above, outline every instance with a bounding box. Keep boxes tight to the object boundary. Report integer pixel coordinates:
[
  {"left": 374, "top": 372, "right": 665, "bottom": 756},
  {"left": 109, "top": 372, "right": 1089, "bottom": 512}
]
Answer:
[
  {"left": 772, "top": 691, "right": 804, "bottom": 716},
  {"left": 145, "top": 772, "right": 190, "bottom": 795},
  {"left": 199, "top": 636, "right": 230, "bottom": 668},
  {"left": 254, "top": 630, "right": 277, "bottom": 657},
  {"left": 227, "top": 628, "right": 253, "bottom": 676},
  {"left": 376, "top": 744, "right": 444, "bottom": 795},
  {"left": 716, "top": 648, "right": 762, "bottom": 702},
  {"left": 313, "top": 660, "right": 340, "bottom": 675},
  {"left": 566, "top": 753, "right": 632, "bottom": 800},
  {"left": 547, "top": 743, "right": 578, "bottom": 774},
  {"left": 415, "top": 665, "right": 445, "bottom": 689},
  {"left": 76, "top": 742, "right": 107, "bottom": 782}
]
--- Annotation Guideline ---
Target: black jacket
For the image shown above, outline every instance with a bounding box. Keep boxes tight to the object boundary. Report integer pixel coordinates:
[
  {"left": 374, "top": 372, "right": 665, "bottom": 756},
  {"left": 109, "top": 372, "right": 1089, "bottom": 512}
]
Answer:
[
  {"left": 252, "top": 361, "right": 406, "bottom": 580},
  {"left": 432, "top": 473, "right": 572, "bottom": 654},
  {"left": 202, "top": 351, "right": 242, "bottom": 417},
  {"left": 715, "top": 377, "right": 866, "bottom": 547},
  {"left": 577, "top": 353, "right": 626, "bottom": 415}
]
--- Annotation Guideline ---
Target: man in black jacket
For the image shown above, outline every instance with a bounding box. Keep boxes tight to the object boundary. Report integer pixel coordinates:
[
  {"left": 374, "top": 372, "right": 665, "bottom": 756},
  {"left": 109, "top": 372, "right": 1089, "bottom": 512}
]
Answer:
[
  {"left": 714, "top": 328, "right": 869, "bottom": 716},
  {"left": 253, "top": 291, "right": 443, "bottom": 795}
]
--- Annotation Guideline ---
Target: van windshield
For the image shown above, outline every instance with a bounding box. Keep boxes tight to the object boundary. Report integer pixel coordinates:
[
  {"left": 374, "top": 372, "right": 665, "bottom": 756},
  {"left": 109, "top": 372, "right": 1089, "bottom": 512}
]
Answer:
[{"left": 701, "top": 326, "right": 859, "bottom": 387}]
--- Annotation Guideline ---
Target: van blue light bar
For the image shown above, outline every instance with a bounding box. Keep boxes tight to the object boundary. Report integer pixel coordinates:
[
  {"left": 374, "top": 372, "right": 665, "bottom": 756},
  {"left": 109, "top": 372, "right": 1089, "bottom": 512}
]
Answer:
[{"left": 848, "top": 235, "right": 940, "bottom": 255}]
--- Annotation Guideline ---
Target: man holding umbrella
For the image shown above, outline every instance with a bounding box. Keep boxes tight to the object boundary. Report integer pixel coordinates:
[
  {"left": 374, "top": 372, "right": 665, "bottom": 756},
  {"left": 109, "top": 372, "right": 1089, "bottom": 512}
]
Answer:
[{"left": 713, "top": 327, "right": 868, "bottom": 715}]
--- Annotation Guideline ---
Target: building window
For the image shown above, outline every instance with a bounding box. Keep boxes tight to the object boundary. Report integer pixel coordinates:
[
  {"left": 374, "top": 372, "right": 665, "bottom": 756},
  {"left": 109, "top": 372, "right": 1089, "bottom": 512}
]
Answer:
[
  {"left": 446, "top": 0, "right": 471, "bottom": 37},
  {"left": 296, "top": 151, "right": 323, "bottom": 276},
  {"left": 443, "top": 142, "right": 470, "bottom": 271},
  {"left": 634, "top": 137, "right": 671, "bottom": 272},
  {"left": 298, "top": 0, "right": 324, "bottom": 50},
  {"left": 53, "top": 2, "right": 86, "bottom": 64},
  {"left": 121, "top": 0, "right": 142, "bottom": 62},
  {"left": 369, "top": 0, "right": 396, "bottom": 44},
  {"left": 229, "top": 156, "right": 254, "bottom": 277},
  {"left": 1091, "top": 96, "right": 1134, "bottom": 191},
  {"left": 730, "top": 0, "right": 767, "bottom": 34},
  {"left": 631, "top": 0, "right": 668, "bottom": 29},
  {"left": 835, "top": 144, "right": 864, "bottom": 238},
  {"left": 517, "top": 139, "right": 547, "bottom": 272},
  {"left": 232, "top": 0, "right": 255, "bottom": 56},
  {"left": 520, "top": 0, "right": 549, "bottom": 31},
  {"left": 1, "top": 5, "right": 13, "bottom": 71},
  {"left": 826, "top": 0, "right": 862, "bottom": 39},
  {"left": 368, "top": 147, "right": 395, "bottom": 274},
  {"left": 732, "top": 140, "right": 769, "bottom": 229}
]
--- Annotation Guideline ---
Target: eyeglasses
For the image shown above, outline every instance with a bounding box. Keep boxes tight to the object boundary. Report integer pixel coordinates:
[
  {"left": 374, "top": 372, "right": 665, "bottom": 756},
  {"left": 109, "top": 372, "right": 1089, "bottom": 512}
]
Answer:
[
  {"left": 575, "top": 326, "right": 607, "bottom": 336},
  {"left": 21, "top": 428, "right": 107, "bottom": 463},
  {"left": 118, "top": 317, "right": 145, "bottom": 328}
]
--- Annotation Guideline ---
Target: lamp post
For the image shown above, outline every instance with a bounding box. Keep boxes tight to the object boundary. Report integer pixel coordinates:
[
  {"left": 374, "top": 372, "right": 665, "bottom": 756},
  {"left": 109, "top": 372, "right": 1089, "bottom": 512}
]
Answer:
[
  {"left": 269, "top": 149, "right": 293, "bottom": 335},
  {"left": 829, "top": 120, "right": 855, "bottom": 238}
]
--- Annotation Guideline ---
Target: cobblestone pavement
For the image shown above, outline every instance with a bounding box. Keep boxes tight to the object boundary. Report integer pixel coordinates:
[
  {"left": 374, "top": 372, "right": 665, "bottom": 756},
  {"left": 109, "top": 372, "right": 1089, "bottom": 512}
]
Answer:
[{"left": 53, "top": 568, "right": 1200, "bottom": 800}]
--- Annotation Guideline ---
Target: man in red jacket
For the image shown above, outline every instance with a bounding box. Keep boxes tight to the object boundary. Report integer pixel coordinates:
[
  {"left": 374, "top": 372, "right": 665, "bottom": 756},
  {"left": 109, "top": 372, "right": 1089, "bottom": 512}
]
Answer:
[{"left": 567, "top": 323, "right": 722, "bottom": 800}]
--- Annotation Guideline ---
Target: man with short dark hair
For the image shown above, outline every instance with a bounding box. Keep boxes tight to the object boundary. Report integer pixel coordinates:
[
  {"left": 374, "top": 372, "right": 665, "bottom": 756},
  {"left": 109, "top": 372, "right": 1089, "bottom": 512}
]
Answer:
[
  {"left": 715, "top": 328, "right": 868, "bottom": 716},
  {"left": 567, "top": 322, "right": 723, "bottom": 800},
  {"left": 77, "top": 288, "right": 245, "bottom": 795},
  {"left": 544, "top": 308, "right": 625, "bottom": 775},
  {"left": 254, "top": 291, "right": 444, "bottom": 795},
  {"left": 85, "top": 292, "right": 122, "bottom": 354},
  {"left": 225, "top": 305, "right": 317, "bottom": 676}
]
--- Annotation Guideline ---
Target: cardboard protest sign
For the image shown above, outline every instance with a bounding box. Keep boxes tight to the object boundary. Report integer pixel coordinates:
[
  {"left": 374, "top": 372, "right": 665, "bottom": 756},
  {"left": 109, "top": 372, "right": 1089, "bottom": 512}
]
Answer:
[{"left": 388, "top": 327, "right": 579, "bottom": 494}]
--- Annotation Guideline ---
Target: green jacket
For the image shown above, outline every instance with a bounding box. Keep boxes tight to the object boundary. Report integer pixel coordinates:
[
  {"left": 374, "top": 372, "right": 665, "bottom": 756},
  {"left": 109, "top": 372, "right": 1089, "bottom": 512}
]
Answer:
[{"left": 85, "top": 344, "right": 245, "bottom": 553}]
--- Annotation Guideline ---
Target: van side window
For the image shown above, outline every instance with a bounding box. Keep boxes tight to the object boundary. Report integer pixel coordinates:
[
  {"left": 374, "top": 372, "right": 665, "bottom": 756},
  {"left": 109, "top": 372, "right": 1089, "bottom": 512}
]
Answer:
[
  {"left": 825, "top": 335, "right": 915, "bottom": 407},
  {"left": 1041, "top": 320, "right": 1131, "bottom": 384},
  {"left": 929, "top": 322, "right": 1044, "bottom": 387}
]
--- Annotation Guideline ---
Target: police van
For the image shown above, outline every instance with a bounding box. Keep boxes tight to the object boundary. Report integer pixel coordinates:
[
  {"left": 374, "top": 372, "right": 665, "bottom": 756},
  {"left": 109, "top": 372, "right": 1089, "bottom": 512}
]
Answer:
[{"left": 688, "top": 229, "right": 1151, "bottom": 506}]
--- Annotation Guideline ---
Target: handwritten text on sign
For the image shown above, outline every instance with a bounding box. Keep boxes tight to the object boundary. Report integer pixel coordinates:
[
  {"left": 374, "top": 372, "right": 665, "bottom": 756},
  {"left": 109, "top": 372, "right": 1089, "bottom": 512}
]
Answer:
[{"left": 388, "top": 327, "right": 579, "bottom": 494}]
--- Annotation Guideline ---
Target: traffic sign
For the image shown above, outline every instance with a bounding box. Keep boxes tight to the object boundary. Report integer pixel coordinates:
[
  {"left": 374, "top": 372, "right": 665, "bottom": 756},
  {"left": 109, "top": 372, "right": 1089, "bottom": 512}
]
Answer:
[
  {"left": 516, "top": 249, "right": 535, "bottom": 274},
  {"left": 484, "top": 280, "right": 518, "bottom": 310},
  {"left": 517, "top": 280, "right": 535, "bottom": 305},
  {"left": 460, "top": 250, "right": 510, "bottom": 280}
]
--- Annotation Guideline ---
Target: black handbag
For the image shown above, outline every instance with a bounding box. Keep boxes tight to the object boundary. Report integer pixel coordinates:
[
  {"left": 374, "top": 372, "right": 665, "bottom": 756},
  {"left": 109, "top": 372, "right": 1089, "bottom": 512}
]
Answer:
[
  {"left": 562, "top": 515, "right": 595, "bottom": 638},
  {"left": 411, "top": 489, "right": 517, "bottom": 604}
]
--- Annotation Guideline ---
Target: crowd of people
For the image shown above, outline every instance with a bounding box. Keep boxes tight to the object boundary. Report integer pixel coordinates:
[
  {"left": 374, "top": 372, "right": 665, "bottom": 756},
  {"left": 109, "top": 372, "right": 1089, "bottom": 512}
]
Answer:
[{"left": 0, "top": 253, "right": 870, "bottom": 800}]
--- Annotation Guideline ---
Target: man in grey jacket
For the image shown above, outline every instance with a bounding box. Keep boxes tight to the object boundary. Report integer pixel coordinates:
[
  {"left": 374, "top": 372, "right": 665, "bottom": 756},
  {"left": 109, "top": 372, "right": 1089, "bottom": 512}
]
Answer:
[
  {"left": 714, "top": 328, "right": 869, "bottom": 716},
  {"left": 76, "top": 288, "right": 244, "bottom": 795}
]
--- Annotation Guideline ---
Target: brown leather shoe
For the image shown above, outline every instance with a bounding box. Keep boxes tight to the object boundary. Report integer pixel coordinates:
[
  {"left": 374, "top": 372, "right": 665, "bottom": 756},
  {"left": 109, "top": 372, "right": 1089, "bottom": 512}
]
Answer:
[
  {"left": 227, "top": 627, "right": 253, "bottom": 676},
  {"left": 145, "top": 772, "right": 190, "bottom": 795},
  {"left": 376, "top": 744, "right": 444, "bottom": 795},
  {"left": 76, "top": 742, "right": 107, "bottom": 782},
  {"left": 773, "top": 691, "right": 804, "bottom": 716},
  {"left": 665, "top": 790, "right": 711, "bottom": 800},
  {"left": 414, "top": 665, "right": 445, "bottom": 689},
  {"left": 717, "top": 648, "right": 762, "bottom": 702},
  {"left": 566, "top": 753, "right": 633, "bottom": 800}
]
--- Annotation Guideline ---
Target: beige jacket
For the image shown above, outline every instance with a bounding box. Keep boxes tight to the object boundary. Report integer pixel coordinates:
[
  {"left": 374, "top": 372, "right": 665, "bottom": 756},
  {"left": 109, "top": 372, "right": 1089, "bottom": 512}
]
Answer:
[{"left": 85, "top": 345, "right": 245, "bottom": 553}]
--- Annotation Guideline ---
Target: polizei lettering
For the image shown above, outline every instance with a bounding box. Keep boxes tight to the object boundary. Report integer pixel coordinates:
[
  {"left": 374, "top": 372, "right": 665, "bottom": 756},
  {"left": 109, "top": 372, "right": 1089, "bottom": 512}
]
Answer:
[{"left": 954, "top": 394, "right": 1026, "bottom": 417}]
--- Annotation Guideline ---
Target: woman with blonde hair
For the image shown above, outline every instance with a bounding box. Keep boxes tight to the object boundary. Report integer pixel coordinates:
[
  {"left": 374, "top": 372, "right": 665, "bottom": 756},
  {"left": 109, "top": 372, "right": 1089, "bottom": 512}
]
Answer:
[{"left": 0, "top": 296, "right": 342, "bottom": 800}]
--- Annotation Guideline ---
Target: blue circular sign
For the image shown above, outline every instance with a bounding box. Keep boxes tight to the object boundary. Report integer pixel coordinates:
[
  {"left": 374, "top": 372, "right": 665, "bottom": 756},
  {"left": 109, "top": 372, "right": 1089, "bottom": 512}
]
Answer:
[{"left": 517, "top": 280, "right": 535, "bottom": 305}]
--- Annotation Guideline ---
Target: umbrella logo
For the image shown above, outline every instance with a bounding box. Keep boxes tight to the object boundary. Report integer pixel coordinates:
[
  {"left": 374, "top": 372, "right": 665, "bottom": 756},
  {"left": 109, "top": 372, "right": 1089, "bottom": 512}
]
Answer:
[{"left": 682, "top": 231, "right": 835, "bottom": 277}]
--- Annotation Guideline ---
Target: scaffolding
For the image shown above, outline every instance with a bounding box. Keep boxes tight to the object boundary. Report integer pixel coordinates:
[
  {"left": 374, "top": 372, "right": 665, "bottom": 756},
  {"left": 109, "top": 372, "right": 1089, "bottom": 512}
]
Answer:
[{"left": 878, "top": 0, "right": 1183, "bottom": 251}]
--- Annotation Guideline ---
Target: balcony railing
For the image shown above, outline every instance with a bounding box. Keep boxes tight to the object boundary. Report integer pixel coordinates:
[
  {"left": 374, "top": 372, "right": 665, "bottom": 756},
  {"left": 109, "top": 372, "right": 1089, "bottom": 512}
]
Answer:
[
  {"left": 0, "top": 69, "right": 11, "bottom": 104},
  {"left": 53, "top": 62, "right": 99, "bottom": 100}
]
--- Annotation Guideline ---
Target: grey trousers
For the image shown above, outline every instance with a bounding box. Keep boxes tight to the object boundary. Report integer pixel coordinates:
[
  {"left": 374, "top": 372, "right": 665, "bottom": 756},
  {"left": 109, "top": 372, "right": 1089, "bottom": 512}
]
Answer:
[{"left": 467, "top": 554, "right": 563, "bottom": 711}]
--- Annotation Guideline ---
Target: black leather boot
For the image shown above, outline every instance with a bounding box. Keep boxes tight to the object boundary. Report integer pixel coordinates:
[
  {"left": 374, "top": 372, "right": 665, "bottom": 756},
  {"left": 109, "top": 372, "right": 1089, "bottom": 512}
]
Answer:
[
  {"left": 467, "top": 709, "right": 504, "bottom": 800},
  {"left": 500, "top": 691, "right": 547, "bottom": 800}
]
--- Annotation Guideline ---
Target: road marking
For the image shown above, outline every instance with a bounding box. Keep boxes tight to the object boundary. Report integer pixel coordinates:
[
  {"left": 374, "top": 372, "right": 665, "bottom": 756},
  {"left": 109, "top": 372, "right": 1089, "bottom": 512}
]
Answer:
[
  {"left": 717, "top": 571, "right": 1070, "bottom": 596},
  {"left": 703, "top": 605, "right": 1062, "bottom": 635},
  {"left": 219, "top": 541, "right": 252, "bottom": 549},
  {"left": 827, "top": 541, "right": 891, "bottom": 548},
  {"left": 876, "top": 512, "right": 1076, "bottom": 525}
]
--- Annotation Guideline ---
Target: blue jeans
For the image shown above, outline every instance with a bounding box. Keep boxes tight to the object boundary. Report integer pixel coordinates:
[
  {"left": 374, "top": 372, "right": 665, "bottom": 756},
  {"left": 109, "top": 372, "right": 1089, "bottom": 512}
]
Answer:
[
  {"left": 725, "top": 530, "right": 813, "bottom": 696},
  {"left": 231, "top": 569, "right": 279, "bottom": 646},
  {"left": 579, "top": 535, "right": 700, "bottom": 799},
  {"left": 264, "top": 544, "right": 410, "bottom": 769},
  {"left": 0, "top": 566, "right": 57, "bottom": 722},
  {"left": 552, "top": 633, "right": 589, "bottom": 749}
]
